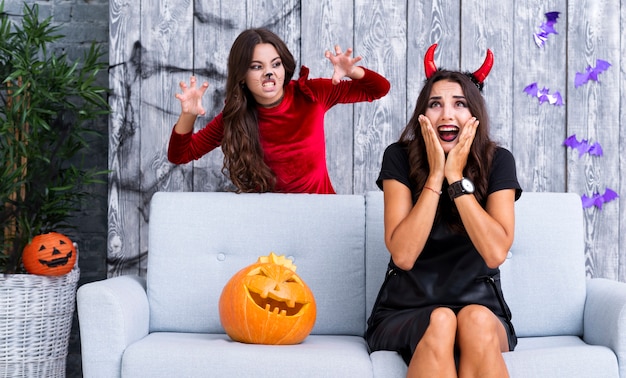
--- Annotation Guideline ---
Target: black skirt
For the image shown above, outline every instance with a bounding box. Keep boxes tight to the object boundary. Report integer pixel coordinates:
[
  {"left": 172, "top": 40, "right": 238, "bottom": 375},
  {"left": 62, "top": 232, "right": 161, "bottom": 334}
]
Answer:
[{"left": 366, "top": 260, "right": 517, "bottom": 365}]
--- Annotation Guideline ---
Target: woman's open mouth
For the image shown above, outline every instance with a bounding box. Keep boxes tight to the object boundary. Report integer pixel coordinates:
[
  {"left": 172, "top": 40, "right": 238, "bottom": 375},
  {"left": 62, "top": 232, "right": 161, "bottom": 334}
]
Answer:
[
  {"left": 437, "top": 126, "right": 459, "bottom": 142},
  {"left": 262, "top": 79, "right": 276, "bottom": 91}
]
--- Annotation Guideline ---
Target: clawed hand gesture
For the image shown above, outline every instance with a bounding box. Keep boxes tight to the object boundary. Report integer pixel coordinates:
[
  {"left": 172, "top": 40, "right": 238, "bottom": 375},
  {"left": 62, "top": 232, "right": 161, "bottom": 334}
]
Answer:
[
  {"left": 175, "top": 76, "right": 209, "bottom": 116},
  {"left": 325, "top": 45, "right": 363, "bottom": 85}
]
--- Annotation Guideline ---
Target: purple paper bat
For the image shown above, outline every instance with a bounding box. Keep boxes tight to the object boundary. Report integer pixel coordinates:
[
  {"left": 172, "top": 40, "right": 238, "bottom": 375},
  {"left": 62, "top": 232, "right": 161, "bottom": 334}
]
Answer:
[
  {"left": 574, "top": 59, "right": 611, "bottom": 88},
  {"left": 563, "top": 134, "right": 603, "bottom": 158},
  {"left": 524, "top": 82, "right": 564, "bottom": 106},
  {"left": 534, "top": 11, "right": 560, "bottom": 47},
  {"left": 581, "top": 188, "right": 618, "bottom": 209}
]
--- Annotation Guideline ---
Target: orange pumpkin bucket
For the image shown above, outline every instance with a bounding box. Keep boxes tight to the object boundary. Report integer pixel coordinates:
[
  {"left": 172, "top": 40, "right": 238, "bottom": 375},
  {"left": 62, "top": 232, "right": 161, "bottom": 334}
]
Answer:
[{"left": 22, "top": 232, "right": 76, "bottom": 276}]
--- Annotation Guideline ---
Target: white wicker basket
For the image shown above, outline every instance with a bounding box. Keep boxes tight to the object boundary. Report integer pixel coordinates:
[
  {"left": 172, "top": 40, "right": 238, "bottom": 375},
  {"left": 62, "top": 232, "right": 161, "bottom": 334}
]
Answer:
[{"left": 0, "top": 266, "right": 80, "bottom": 378}]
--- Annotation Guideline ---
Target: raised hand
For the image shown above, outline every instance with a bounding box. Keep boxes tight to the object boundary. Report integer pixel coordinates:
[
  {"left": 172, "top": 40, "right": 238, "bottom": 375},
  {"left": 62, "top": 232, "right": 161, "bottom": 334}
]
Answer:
[
  {"left": 175, "top": 76, "right": 209, "bottom": 116},
  {"left": 324, "top": 45, "right": 363, "bottom": 85},
  {"left": 419, "top": 114, "right": 446, "bottom": 182}
]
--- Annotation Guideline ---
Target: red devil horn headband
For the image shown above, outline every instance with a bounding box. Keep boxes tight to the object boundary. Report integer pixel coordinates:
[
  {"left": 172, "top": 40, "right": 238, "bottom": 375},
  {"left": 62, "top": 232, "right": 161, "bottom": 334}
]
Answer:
[
  {"left": 424, "top": 44, "right": 439, "bottom": 79},
  {"left": 473, "top": 49, "right": 494, "bottom": 83},
  {"left": 424, "top": 43, "right": 494, "bottom": 90}
]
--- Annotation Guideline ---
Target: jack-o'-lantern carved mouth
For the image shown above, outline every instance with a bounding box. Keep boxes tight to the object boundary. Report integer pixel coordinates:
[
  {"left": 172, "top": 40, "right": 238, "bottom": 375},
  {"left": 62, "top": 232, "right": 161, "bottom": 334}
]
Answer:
[
  {"left": 246, "top": 287, "right": 308, "bottom": 317},
  {"left": 38, "top": 249, "right": 72, "bottom": 267}
]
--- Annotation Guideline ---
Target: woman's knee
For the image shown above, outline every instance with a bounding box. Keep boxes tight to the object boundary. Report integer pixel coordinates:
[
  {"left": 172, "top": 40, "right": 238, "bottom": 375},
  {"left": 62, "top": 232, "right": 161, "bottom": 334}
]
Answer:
[
  {"left": 458, "top": 305, "right": 494, "bottom": 324},
  {"left": 424, "top": 307, "right": 457, "bottom": 340},
  {"left": 456, "top": 305, "right": 502, "bottom": 345},
  {"left": 416, "top": 307, "right": 457, "bottom": 355}
]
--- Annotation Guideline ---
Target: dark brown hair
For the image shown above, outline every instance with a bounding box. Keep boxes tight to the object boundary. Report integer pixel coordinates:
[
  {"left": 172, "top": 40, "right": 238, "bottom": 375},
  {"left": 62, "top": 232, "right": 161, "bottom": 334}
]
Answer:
[
  {"left": 221, "top": 28, "right": 296, "bottom": 192},
  {"left": 399, "top": 70, "right": 497, "bottom": 229}
]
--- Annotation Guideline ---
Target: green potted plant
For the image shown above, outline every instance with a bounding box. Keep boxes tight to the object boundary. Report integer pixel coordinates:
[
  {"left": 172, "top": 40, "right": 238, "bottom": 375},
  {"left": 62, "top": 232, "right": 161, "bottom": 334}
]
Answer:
[
  {"left": 0, "top": 1, "right": 109, "bottom": 375},
  {"left": 0, "top": 0, "right": 109, "bottom": 273}
]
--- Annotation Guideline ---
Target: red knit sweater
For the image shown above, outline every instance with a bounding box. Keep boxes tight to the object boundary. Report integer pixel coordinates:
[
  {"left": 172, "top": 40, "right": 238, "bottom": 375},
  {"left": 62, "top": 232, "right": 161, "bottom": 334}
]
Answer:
[{"left": 167, "top": 66, "right": 390, "bottom": 193}]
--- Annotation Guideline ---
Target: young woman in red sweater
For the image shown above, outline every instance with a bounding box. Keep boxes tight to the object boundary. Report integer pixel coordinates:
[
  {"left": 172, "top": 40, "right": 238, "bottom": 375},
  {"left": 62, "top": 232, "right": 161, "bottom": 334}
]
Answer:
[{"left": 168, "top": 28, "right": 390, "bottom": 193}]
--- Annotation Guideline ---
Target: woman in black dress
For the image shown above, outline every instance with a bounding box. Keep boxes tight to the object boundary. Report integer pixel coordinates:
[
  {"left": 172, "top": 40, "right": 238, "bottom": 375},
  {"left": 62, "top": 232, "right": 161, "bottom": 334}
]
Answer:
[{"left": 366, "top": 44, "right": 521, "bottom": 378}]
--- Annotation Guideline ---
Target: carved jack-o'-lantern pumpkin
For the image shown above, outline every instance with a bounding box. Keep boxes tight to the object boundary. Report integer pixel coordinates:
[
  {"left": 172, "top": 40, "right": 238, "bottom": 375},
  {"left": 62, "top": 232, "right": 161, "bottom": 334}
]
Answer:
[
  {"left": 22, "top": 232, "right": 76, "bottom": 276},
  {"left": 219, "top": 252, "right": 316, "bottom": 345}
]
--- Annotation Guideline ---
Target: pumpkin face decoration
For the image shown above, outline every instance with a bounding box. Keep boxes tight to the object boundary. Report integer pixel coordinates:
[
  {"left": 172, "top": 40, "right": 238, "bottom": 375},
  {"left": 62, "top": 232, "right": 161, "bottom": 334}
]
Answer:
[
  {"left": 22, "top": 232, "right": 76, "bottom": 276},
  {"left": 219, "top": 252, "right": 316, "bottom": 345}
]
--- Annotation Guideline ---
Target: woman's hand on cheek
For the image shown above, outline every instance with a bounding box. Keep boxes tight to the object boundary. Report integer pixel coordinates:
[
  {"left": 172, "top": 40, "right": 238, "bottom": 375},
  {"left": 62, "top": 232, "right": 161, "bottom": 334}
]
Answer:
[
  {"left": 419, "top": 115, "right": 445, "bottom": 178},
  {"left": 445, "top": 117, "right": 478, "bottom": 181}
]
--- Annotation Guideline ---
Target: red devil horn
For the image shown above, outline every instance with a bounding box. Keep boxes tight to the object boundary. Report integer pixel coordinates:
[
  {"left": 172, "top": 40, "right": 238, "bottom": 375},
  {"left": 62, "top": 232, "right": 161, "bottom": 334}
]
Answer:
[
  {"left": 424, "top": 43, "right": 438, "bottom": 79},
  {"left": 472, "top": 49, "right": 494, "bottom": 84}
]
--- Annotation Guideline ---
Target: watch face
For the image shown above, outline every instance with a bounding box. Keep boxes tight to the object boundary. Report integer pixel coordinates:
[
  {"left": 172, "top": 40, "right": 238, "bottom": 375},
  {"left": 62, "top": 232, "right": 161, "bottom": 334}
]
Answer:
[{"left": 461, "top": 178, "right": 474, "bottom": 192}]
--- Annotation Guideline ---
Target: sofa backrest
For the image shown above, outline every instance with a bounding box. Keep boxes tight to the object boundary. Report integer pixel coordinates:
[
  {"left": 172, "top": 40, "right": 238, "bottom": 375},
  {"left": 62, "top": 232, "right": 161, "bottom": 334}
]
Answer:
[
  {"left": 147, "top": 192, "right": 367, "bottom": 336},
  {"left": 500, "top": 192, "right": 586, "bottom": 337},
  {"left": 364, "top": 191, "right": 587, "bottom": 338},
  {"left": 148, "top": 191, "right": 586, "bottom": 340},
  {"left": 365, "top": 191, "right": 389, "bottom": 320}
]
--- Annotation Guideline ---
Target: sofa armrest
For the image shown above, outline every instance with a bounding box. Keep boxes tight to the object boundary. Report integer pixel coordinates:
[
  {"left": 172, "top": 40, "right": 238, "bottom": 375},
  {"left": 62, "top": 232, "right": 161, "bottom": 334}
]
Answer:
[
  {"left": 583, "top": 278, "right": 626, "bottom": 377},
  {"left": 77, "top": 275, "right": 149, "bottom": 378}
]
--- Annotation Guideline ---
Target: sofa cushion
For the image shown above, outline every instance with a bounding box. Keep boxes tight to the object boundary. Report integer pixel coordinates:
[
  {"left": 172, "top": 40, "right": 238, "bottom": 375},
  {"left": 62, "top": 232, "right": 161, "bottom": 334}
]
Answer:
[
  {"left": 369, "top": 350, "right": 409, "bottom": 378},
  {"left": 122, "top": 333, "right": 374, "bottom": 378},
  {"left": 502, "top": 336, "right": 618, "bottom": 377},
  {"left": 147, "top": 192, "right": 366, "bottom": 336},
  {"left": 500, "top": 192, "right": 586, "bottom": 337}
]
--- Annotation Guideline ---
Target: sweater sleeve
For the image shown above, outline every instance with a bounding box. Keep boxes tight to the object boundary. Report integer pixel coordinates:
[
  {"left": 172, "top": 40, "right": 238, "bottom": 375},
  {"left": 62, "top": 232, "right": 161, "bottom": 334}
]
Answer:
[
  {"left": 167, "top": 113, "right": 224, "bottom": 164},
  {"left": 298, "top": 66, "right": 390, "bottom": 109},
  {"left": 352, "top": 67, "right": 391, "bottom": 101}
]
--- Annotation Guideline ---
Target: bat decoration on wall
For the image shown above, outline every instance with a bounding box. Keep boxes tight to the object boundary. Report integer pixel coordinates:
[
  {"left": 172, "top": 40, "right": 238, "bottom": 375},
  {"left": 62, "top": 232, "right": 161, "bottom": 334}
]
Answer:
[
  {"left": 574, "top": 59, "right": 611, "bottom": 88},
  {"left": 563, "top": 134, "right": 603, "bottom": 158},
  {"left": 524, "top": 82, "right": 564, "bottom": 106},
  {"left": 534, "top": 11, "right": 560, "bottom": 47},
  {"left": 581, "top": 189, "right": 619, "bottom": 209}
]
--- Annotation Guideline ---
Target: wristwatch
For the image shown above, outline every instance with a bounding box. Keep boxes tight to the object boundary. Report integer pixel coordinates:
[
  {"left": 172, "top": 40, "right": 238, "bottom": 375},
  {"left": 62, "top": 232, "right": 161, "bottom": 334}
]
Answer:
[{"left": 447, "top": 178, "right": 475, "bottom": 200}]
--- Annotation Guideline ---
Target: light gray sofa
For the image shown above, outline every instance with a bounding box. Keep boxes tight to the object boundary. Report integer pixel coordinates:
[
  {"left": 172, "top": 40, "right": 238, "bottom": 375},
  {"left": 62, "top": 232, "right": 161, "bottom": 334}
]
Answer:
[{"left": 78, "top": 191, "right": 626, "bottom": 377}]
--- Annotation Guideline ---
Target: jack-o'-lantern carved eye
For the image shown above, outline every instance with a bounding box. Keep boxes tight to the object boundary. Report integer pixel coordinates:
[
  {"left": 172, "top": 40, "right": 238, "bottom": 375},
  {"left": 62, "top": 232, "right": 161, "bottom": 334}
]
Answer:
[
  {"left": 244, "top": 265, "right": 307, "bottom": 316},
  {"left": 219, "top": 252, "right": 316, "bottom": 345},
  {"left": 22, "top": 232, "right": 76, "bottom": 276}
]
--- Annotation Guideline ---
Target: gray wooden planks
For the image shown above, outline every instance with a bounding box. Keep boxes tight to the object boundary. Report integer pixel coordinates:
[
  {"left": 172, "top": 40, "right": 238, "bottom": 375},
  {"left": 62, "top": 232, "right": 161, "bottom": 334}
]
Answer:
[{"left": 107, "top": 0, "right": 624, "bottom": 281}]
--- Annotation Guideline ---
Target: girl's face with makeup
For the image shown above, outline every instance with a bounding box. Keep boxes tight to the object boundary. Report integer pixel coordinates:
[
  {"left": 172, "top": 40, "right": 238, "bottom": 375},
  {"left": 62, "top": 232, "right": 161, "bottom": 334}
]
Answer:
[
  {"left": 424, "top": 79, "right": 473, "bottom": 153},
  {"left": 244, "top": 43, "right": 286, "bottom": 107}
]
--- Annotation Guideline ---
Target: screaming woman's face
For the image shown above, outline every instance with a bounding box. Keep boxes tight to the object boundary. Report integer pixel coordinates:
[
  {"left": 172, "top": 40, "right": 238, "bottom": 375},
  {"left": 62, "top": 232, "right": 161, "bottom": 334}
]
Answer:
[{"left": 424, "top": 79, "right": 473, "bottom": 153}]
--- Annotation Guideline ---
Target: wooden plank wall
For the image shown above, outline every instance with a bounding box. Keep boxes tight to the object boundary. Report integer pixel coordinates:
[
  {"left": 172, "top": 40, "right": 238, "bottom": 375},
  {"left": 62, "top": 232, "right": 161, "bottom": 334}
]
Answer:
[{"left": 108, "top": 0, "right": 624, "bottom": 281}]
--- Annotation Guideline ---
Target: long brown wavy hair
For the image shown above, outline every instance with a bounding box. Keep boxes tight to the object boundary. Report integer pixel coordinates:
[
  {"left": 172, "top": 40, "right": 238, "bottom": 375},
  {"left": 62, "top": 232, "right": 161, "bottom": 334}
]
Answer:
[
  {"left": 221, "top": 28, "right": 296, "bottom": 192},
  {"left": 399, "top": 70, "right": 497, "bottom": 231}
]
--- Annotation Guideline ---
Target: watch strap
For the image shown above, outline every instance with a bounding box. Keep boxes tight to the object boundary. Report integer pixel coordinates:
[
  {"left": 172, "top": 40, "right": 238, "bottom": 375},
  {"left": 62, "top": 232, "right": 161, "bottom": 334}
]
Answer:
[{"left": 447, "top": 179, "right": 470, "bottom": 200}]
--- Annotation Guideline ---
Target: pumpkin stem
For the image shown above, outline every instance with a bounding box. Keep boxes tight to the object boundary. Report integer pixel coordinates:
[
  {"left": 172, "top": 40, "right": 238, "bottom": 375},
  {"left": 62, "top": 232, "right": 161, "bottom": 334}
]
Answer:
[{"left": 257, "top": 252, "right": 297, "bottom": 272}]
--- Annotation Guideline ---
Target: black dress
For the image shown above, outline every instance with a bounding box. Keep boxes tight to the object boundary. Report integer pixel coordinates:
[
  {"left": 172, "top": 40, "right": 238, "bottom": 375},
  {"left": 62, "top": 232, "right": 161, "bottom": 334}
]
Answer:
[{"left": 366, "top": 142, "right": 522, "bottom": 364}]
